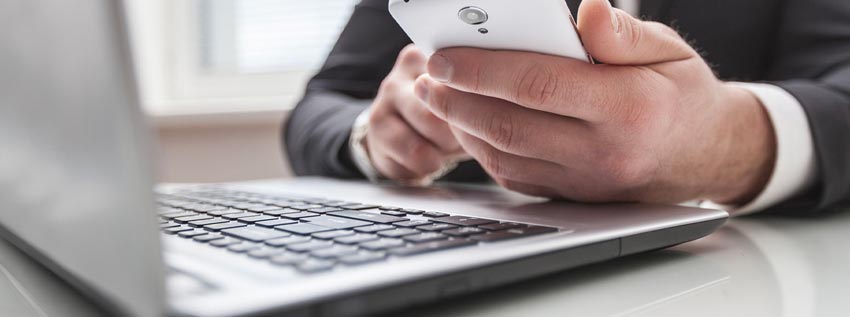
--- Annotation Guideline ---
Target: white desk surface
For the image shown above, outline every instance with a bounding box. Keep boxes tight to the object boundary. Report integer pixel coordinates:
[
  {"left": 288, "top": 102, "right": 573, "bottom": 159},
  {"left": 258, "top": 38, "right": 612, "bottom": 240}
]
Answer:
[{"left": 1, "top": 207, "right": 848, "bottom": 316}]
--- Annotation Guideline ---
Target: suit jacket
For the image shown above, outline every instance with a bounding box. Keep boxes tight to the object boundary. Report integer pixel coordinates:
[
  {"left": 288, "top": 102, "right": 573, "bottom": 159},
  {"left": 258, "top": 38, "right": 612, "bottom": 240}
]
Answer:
[{"left": 284, "top": 0, "right": 850, "bottom": 214}]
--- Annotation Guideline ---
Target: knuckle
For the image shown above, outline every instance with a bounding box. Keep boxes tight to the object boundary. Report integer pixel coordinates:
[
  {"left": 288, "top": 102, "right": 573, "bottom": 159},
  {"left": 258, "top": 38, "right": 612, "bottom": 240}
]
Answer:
[
  {"left": 378, "top": 78, "right": 399, "bottom": 96},
  {"left": 478, "top": 146, "right": 508, "bottom": 179},
  {"left": 624, "top": 17, "right": 644, "bottom": 52},
  {"left": 514, "top": 62, "right": 560, "bottom": 108},
  {"left": 480, "top": 112, "right": 517, "bottom": 151},
  {"left": 397, "top": 45, "right": 422, "bottom": 65},
  {"left": 406, "top": 138, "right": 431, "bottom": 159}
]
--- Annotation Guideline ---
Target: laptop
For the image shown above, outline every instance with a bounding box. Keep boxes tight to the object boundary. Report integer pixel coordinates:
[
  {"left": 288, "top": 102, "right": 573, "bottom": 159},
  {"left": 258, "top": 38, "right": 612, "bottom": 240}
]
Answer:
[{"left": 0, "top": 1, "right": 728, "bottom": 316}]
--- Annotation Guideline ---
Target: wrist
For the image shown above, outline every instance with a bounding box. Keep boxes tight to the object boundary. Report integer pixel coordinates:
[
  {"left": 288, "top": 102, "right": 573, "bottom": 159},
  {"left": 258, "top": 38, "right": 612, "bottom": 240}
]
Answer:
[{"left": 704, "top": 84, "right": 777, "bottom": 205}]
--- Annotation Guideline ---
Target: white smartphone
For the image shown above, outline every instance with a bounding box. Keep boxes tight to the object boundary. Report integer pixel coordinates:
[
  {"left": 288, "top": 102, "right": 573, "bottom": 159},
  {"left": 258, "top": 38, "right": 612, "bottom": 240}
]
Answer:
[{"left": 388, "top": 0, "right": 592, "bottom": 63}]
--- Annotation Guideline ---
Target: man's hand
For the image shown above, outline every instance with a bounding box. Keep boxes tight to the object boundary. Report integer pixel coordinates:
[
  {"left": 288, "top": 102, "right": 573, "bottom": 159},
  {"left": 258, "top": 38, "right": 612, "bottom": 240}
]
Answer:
[
  {"left": 366, "top": 45, "right": 467, "bottom": 182},
  {"left": 414, "top": 0, "right": 777, "bottom": 204}
]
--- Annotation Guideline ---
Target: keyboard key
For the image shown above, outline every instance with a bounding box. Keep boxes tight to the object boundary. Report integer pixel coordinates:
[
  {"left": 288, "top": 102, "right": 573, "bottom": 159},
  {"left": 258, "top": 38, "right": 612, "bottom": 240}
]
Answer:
[
  {"left": 416, "top": 223, "right": 458, "bottom": 231},
  {"left": 158, "top": 207, "right": 184, "bottom": 215},
  {"left": 312, "top": 230, "right": 355, "bottom": 240},
  {"left": 262, "top": 208, "right": 302, "bottom": 216},
  {"left": 472, "top": 226, "right": 558, "bottom": 242},
  {"left": 378, "top": 228, "right": 420, "bottom": 238},
  {"left": 160, "top": 222, "right": 180, "bottom": 229},
  {"left": 310, "top": 245, "right": 358, "bottom": 259},
  {"left": 399, "top": 208, "right": 424, "bottom": 215},
  {"left": 255, "top": 218, "right": 298, "bottom": 228},
  {"left": 243, "top": 205, "right": 282, "bottom": 213},
  {"left": 209, "top": 238, "right": 241, "bottom": 247},
  {"left": 330, "top": 210, "right": 406, "bottom": 224},
  {"left": 308, "top": 207, "right": 344, "bottom": 214},
  {"left": 339, "top": 252, "right": 386, "bottom": 266},
  {"left": 193, "top": 234, "right": 225, "bottom": 243},
  {"left": 178, "top": 229, "right": 208, "bottom": 238},
  {"left": 280, "top": 212, "right": 320, "bottom": 220},
  {"left": 286, "top": 241, "right": 334, "bottom": 253},
  {"left": 479, "top": 222, "right": 523, "bottom": 231},
  {"left": 164, "top": 226, "right": 193, "bottom": 234},
  {"left": 334, "top": 234, "right": 379, "bottom": 245},
  {"left": 394, "top": 220, "right": 431, "bottom": 228},
  {"left": 305, "top": 215, "right": 371, "bottom": 230},
  {"left": 380, "top": 210, "right": 406, "bottom": 217},
  {"left": 442, "top": 227, "right": 486, "bottom": 237},
  {"left": 378, "top": 206, "right": 401, "bottom": 211},
  {"left": 265, "top": 236, "right": 311, "bottom": 247},
  {"left": 222, "top": 226, "right": 291, "bottom": 242},
  {"left": 340, "top": 203, "right": 380, "bottom": 210},
  {"left": 388, "top": 239, "right": 477, "bottom": 256},
  {"left": 275, "top": 223, "right": 333, "bottom": 235},
  {"left": 205, "top": 221, "right": 247, "bottom": 231},
  {"left": 431, "top": 216, "right": 497, "bottom": 227},
  {"left": 296, "top": 259, "right": 335, "bottom": 273},
  {"left": 228, "top": 243, "right": 262, "bottom": 253},
  {"left": 422, "top": 211, "right": 449, "bottom": 218},
  {"left": 288, "top": 204, "right": 324, "bottom": 210},
  {"left": 189, "top": 218, "right": 228, "bottom": 227},
  {"left": 360, "top": 239, "right": 405, "bottom": 251},
  {"left": 222, "top": 212, "right": 260, "bottom": 220},
  {"left": 207, "top": 209, "right": 245, "bottom": 216},
  {"left": 270, "top": 253, "right": 309, "bottom": 266},
  {"left": 247, "top": 248, "right": 287, "bottom": 259},
  {"left": 237, "top": 215, "right": 277, "bottom": 224},
  {"left": 403, "top": 232, "right": 449, "bottom": 243},
  {"left": 161, "top": 211, "right": 197, "bottom": 220},
  {"left": 354, "top": 224, "right": 396, "bottom": 233},
  {"left": 173, "top": 214, "right": 213, "bottom": 223},
  {"left": 183, "top": 204, "right": 226, "bottom": 212}
]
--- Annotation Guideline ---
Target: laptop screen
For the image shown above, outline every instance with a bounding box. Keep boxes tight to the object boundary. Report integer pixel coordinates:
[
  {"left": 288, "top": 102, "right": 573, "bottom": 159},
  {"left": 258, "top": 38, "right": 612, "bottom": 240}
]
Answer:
[{"left": 0, "top": 1, "right": 164, "bottom": 315}]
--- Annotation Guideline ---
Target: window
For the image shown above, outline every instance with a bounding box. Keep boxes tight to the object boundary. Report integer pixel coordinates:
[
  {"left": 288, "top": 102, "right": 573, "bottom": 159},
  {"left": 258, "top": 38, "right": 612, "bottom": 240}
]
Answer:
[{"left": 129, "top": 0, "right": 357, "bottom": 116}]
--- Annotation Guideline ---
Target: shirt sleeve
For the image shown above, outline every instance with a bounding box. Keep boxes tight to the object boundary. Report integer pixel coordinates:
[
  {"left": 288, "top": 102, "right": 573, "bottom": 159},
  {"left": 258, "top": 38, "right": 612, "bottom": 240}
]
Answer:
[{"left": 708, "top": 83, "right": 818, "bottom": 215}]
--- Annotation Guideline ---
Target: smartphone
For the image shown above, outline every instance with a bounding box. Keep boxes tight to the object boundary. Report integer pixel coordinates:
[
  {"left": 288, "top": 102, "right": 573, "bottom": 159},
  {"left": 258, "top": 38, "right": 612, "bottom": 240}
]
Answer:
[{"left": 388, "top": 0, "right": 592, "bottom": 63}]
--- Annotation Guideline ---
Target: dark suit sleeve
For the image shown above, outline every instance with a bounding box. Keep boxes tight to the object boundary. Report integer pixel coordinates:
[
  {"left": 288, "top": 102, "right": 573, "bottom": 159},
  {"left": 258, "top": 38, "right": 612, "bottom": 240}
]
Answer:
[
  {"left": 764, "top": 0, "right": 850, "bottom": 214},
  {"left": 283, "top": 0, "right": 409, "bottom": 178},
  {"left": 284, "top": 0, "right": 490, "bottom": 182}
]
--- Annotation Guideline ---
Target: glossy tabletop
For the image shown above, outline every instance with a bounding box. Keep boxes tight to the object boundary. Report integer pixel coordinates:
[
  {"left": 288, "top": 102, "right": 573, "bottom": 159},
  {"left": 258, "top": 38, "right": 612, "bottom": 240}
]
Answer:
[{"left": 1, "top": 205, "right": 848, "bottom": 316}]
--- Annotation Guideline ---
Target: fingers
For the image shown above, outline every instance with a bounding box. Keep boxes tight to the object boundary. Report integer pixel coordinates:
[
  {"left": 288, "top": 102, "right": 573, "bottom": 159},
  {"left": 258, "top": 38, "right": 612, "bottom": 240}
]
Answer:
[
  {"left": 451, "top": 127, "right": 564, "bottom": 194},
  {"left": 427, "top": 48, "right": 633, "bottom": 122},
  {"left": 395, "top": 86, "right": 463, "bottom": 153},
  {"left": 577, "top": 0, "right": 696, "bottom": 65},
  {"left": 370, "top": 152, "right": 419, "bottom": 180},
  {"left": 415, "top": 75, "right": 593, "bottom": 163},
  {"left": 394, "top": 44, "right": 427, "bottom": 79},
  {"left": 368, "top": 111, "right": 444, "bottom": 177}
]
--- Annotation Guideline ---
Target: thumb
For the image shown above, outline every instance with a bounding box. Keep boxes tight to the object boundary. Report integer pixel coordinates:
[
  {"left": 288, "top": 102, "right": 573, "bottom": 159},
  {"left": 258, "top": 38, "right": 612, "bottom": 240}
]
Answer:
[{"left": 577, "top": 0, "right": 696, "bottom": 65}]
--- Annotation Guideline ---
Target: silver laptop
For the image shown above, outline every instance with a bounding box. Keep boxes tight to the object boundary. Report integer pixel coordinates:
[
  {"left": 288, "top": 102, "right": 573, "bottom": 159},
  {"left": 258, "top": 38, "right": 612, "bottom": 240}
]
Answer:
[{"left": 0, "top": 1, "right": 728, "bottom": 316}]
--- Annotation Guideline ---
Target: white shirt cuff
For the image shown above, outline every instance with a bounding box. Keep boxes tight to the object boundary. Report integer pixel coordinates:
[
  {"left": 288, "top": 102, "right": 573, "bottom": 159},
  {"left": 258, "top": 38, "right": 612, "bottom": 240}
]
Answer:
[
  {"left": 349, "top": 108, "right": 381, "bottom": 181},
  {"left": 705, "top": 83, "right": 817, "bottom": 215}
]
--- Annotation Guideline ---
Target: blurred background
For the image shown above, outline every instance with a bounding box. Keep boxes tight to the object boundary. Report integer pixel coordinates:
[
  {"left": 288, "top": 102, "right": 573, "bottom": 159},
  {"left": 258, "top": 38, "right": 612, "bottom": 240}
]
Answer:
[{"left": 126, "top": 0, "right": 358, "bottom": 183}]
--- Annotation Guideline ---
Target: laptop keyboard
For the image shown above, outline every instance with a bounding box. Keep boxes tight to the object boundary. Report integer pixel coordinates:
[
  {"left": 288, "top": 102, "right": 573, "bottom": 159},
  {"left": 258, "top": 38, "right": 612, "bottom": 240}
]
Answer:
[{"left": 157, "top": 188, "right": 559, "bottom": 274}]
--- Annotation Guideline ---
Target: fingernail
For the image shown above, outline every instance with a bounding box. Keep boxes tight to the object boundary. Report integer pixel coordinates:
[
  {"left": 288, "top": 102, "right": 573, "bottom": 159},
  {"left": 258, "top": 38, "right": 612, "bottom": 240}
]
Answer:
[
  {"left": 429, "top": 54, "right": 453, "bottom": 83},
  {"left": 414, "top": 79, "right": 430, "bottom": 103},
  {"left": 607, "top": 1, "right": 621, "bottom": 33}
]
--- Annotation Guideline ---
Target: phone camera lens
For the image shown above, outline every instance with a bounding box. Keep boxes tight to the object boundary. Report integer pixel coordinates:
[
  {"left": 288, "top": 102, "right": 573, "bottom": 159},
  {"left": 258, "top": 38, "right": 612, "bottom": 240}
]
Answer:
[{"left": 458, "top": 7, "right": 488, "bottom": 25}]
